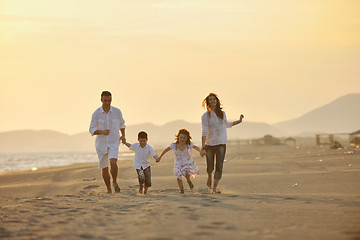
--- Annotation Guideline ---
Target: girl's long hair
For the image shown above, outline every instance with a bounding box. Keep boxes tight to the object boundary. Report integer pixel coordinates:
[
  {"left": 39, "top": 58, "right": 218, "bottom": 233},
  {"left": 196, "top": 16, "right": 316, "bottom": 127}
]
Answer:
[
  {"left": 202, "top": 93, "right": 224, "bottom": 119},
  {"left": 175, "top": 128, "right": 192, "bottom": 145}
]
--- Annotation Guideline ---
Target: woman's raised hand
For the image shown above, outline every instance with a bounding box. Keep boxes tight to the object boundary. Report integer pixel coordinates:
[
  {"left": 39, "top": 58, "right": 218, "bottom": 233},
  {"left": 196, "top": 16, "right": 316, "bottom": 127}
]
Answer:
[{"left": 240, "top": 114, "right": 244, "bottom": 121}]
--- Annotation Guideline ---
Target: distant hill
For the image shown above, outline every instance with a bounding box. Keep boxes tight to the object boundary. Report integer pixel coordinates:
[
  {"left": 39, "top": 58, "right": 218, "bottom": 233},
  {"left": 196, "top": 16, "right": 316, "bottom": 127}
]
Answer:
[
  {"left": 123, "top": 120, "right": 285, "bottom": 146},
  {"left": 1, "top": 93, "right": 359, "bottom": 152},
  {"left": 0, "top": 120, "right": 283, "bottom": 152},
  {"left": 273, "top": 93, "right": 360, "bottom": 135}
]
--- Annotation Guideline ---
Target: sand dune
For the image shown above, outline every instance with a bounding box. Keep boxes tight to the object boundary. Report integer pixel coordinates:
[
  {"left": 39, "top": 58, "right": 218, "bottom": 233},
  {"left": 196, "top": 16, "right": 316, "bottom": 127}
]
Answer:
[{"left": 1, "top": 145, "right": 360, "bottom": 240}]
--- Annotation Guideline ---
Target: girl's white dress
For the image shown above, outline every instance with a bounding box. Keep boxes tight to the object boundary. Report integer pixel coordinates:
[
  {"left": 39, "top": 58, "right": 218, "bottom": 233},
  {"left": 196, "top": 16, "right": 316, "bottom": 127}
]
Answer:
[{"left": 170, "top": 143, "right": 200, "bottom": 179}]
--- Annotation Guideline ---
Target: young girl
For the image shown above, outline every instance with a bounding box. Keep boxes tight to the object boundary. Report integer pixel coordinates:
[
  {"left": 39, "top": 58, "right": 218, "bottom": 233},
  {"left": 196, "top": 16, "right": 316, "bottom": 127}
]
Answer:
[{"left": 158, "top": 128, "right": 204, "bottom": 193}]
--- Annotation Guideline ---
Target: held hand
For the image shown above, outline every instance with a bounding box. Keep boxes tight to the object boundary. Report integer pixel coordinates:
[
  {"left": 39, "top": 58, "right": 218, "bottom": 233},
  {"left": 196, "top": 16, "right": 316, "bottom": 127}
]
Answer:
[
  {"left": 120, "top": 136, "right": 126, "bottom": 143},
  {"left": 200, "top": 149, "right": 207, "bottom": 157},
  {"left": 103, "top": 129, "right": 110, "bottom": 135},
  {"left": 156, "top": 157, "right": 161, "bottom": 163}
]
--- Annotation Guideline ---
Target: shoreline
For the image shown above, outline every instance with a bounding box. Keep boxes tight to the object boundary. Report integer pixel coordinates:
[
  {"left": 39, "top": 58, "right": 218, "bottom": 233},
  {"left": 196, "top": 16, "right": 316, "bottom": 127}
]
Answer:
[{"left": 0, "top": 150, "right": 135, "bottom": 174}]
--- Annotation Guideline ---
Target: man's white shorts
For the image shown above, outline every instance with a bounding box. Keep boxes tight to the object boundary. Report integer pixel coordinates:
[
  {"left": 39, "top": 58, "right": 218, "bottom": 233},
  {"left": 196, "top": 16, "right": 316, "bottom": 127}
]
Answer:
[{"left": 97, "top": 146, "right": 119, "bottom": 169}]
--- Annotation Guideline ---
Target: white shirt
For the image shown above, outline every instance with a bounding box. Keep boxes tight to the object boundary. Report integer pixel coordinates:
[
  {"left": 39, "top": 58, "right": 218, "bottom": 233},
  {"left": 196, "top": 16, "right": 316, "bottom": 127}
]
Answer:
[
  {"left": 129, "top": 143, "right": 157, "bottom": 169},
  {"left": 201, "top": 111, "right": 233, "bottom": 146},
  {"left": 89, "top": 106, "right": 126, "bottom": 153}
]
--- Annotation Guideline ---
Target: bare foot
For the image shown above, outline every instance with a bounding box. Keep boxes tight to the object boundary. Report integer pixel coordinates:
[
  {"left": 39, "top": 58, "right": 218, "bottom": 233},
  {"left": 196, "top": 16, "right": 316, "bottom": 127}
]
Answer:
[
  {"left": 187, "top": 181, "right": 194, "bottom": 189},
  {"left": 212, "top": 188, "right": 221, "bottom": 194},
  {"left": 113, "top": 182, "right": 120, "bottom": 193},
  {"left": 144, "top": 187, "right": 148, "bottom": 195},
  {"left": 207, "top": 177, "right": 212, "bottom": 189},
  {"left": 180, "top": 187, "right": 185, "bottom": 194},
  {"left": 107, "top": 188, "right": 112, "bottom": 194},
  {"left": 138, "top": 187, "right": 143, "bottom": 194}
]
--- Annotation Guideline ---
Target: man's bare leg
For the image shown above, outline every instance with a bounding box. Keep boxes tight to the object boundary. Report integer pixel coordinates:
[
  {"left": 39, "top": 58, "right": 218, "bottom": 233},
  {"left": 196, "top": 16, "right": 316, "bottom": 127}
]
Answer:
[
  {"left": 102, "top": 167, "right": 112, "bottom": 193},
  {"left": 110, "top": 158, "right": 120, "bottom": 193}
]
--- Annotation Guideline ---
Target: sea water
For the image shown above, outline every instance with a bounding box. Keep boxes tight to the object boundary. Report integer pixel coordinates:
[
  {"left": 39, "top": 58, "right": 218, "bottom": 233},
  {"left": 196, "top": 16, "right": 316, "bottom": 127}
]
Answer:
[{"left": 0, "top": 151, "right": 134, "bottom": 173}]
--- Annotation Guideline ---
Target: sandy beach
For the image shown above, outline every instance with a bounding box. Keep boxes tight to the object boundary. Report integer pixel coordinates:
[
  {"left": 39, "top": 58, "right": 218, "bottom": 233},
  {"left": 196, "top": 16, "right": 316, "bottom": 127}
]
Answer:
[{"left": 1, "top": 144, "right": 359, "bottom": 240}]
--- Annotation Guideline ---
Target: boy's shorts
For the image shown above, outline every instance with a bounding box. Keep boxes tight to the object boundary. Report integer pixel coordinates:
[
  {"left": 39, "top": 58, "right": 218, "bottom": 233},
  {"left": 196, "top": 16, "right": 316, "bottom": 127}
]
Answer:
[
  {"left": 97, "top": 146, "right": 119, "bottom": 169},
  {"left": 136, "top": 166, "right": 151, "bottom": 187}
]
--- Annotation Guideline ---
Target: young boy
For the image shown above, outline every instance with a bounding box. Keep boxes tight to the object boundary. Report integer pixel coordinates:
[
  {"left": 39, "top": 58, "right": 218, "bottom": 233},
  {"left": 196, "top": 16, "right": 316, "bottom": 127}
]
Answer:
[{"left": 123, "top": 131, "right": 160, "bottom": 194}]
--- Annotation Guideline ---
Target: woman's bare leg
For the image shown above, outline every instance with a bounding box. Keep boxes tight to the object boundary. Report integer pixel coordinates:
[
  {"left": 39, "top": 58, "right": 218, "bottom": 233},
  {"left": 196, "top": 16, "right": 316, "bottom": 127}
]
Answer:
[
  {"left": 207, "top": 173, "right": 212, "bottom": 189},
  {"left": 212, "top": 178, "right": 221, "bottom": 193}
]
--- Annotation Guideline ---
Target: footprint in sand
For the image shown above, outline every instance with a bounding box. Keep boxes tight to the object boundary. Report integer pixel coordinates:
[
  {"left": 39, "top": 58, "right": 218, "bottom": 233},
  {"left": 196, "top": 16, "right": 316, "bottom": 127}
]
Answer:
[
  {"left": 83, "top": 185, "right": 99, "bottom": 190},
  {"left": 201, "top": 203, "right": 212, "bottom": 207},
  {"left": 178, "top": 206, "right": 193, "bottom": 212},
  {"left": 0, "top": 227, "right": 13, "bottom": 238},
  {"left": 198, "top": 225, "right": 214, "bottom": 229},
  {"left": 178, "top": 206, "right": 190, "bottom": 209},
  {"left": 188, "top": 214, "right": 200, "bottom": 220},
  {"left": 193, "top": 231, "right": 212, "bottom": 236},
  {"left": 224, "top": 226, "right": 237, "bottom": 230},
  {"left": 79, "top": 233, "right": 95, "bottom": 239},
  {"left": 211, "top": 221, "right": 225, "bottom": 225},
  {"left": 228, "top": 194, "right": 239, "bottom": 198},
  {"left": 82, "top": 178, "right": 96, "bottom": 181},
  {"left": 159, "top": 188, "right": 178, "bottom": 194}
]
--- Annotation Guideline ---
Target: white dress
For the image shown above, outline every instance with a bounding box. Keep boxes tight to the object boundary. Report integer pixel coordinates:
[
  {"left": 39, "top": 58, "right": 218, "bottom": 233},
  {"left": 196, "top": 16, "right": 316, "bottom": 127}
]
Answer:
[{"left": 170, "top": 143, "right": 200, "bottom": 179}]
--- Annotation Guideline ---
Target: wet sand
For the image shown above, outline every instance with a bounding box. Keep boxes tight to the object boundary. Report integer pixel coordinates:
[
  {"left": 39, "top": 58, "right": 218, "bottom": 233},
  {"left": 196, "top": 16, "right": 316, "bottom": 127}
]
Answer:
[{"left": 1, "top": 144, "right": 359, "bottom": 240}]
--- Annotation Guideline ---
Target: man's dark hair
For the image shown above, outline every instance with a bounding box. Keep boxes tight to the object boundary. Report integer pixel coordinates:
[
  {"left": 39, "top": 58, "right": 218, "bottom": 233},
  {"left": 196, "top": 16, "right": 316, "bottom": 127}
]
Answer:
[
  {"left": 101, "top": 91, "right": 112, "bottom": 98},
  {"left": 138, "top": 131, "right": 148, "bottom": 139}
]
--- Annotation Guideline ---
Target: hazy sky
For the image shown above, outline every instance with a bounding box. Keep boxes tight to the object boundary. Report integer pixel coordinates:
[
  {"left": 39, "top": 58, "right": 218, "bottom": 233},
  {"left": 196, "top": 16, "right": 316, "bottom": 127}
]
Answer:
[{"left": 1, "top": 0, "right": 359, "bottom": 135}]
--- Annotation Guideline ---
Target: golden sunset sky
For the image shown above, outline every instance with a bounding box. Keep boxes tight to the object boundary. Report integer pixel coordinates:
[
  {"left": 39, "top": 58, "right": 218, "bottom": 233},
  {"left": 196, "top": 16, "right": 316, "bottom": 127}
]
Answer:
[{"left": 0, "top": 0, "right": 359, "bottom": 134}]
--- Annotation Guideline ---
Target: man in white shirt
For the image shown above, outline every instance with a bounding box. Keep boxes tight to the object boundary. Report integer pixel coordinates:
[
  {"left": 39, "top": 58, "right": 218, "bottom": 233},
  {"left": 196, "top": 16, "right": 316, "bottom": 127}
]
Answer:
[{"left": 89, "top": 91, "right": 126, "bottom": 193}]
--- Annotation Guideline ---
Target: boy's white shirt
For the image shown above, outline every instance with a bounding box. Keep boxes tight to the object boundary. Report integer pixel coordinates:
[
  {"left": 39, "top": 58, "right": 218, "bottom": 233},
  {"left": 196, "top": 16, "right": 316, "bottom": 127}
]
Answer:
[{"left": 129, "top": 143, "right": 157, "bottom": 169}]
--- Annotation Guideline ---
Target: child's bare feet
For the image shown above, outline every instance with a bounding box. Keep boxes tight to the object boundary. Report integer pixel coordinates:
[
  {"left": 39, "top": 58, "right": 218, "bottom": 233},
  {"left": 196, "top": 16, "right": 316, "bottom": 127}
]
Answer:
[
  {"left": 144, "top": 187, "right": 148, "bottom": 195},
  {"left": 138, "top": 187, "right": 143, "bottom": 194},
  {"left": 180, "top": 187, "right": 185, "bottom": 194},
  {"left": 187, "top": 181, "right": 194, "bottom": 190},
  {"left": 107, "top": 188, "right": 112, "bottom": 194}
]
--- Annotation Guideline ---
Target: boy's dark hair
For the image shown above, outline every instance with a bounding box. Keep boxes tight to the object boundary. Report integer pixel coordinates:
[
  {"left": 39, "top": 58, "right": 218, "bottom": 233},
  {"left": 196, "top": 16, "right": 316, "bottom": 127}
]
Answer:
[
  {"left": 138, "top": 131, "right": 148, "bottom": 139},
  {"left": 101, "top": 91, "right": 112, "bottom": 98}
]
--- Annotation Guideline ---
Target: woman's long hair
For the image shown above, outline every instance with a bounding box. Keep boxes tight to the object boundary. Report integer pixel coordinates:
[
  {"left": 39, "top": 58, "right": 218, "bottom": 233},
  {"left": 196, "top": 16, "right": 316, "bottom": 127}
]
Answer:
[{"left": 202, "top": 93, "right": 224, "bottom": 119}]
